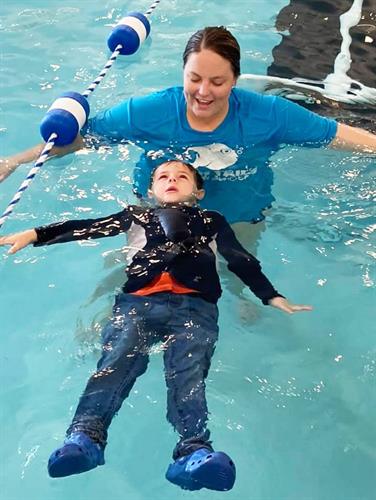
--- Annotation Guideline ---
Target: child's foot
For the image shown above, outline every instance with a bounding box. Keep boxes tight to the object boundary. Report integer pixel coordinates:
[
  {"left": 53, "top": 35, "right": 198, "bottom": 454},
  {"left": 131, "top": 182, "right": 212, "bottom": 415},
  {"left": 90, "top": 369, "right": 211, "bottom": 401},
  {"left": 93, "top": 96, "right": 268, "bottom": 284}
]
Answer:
[
  {"left": 48, "top": 431, "right": 104, "bottom": 478},
  {"left": 166, "top": 447, "right": 236, "bottom": 491}
]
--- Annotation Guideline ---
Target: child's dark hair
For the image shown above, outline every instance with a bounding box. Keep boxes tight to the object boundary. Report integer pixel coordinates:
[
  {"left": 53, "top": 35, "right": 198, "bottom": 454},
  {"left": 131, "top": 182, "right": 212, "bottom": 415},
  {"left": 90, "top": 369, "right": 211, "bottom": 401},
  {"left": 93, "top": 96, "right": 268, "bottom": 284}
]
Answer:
[{"left": 150, "top": 160, "right": 204, "bottom": 190}]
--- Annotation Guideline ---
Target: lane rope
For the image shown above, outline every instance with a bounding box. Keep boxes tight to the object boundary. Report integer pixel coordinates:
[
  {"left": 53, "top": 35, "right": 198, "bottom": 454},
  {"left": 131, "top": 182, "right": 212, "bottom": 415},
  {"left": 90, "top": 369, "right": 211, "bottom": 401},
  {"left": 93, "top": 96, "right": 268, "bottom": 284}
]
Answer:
[{"left": 0, "top": 1, "right": 161, "bottom": 229}]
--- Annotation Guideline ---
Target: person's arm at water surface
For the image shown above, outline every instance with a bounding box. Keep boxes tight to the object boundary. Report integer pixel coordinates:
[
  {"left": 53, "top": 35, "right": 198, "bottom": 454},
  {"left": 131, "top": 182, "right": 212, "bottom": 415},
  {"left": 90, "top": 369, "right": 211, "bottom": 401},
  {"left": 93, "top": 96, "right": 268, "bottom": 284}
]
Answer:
[
  {"left": 213, "top": 212, "right": 312, "bottom": 314},
  {"left": 330, "top": 122, "right": 376, "bottom": 153},
  {"left": 0, "top": 97, "right": 133, "bottom": 182},
  {"left": 270, "top": 95, "right": 376, "bottom": 152},
  {"left": 0, "top": 229, "right": 38, "bottom": 254},
  {"left": 0, "top": 208, "right": 133, "bottom": 254},
  {"left": 0, "top": 90, "right": 174, "bottom": 183},
  {"left": 0, "top": 134, "right": 85, "bottom": 182}
]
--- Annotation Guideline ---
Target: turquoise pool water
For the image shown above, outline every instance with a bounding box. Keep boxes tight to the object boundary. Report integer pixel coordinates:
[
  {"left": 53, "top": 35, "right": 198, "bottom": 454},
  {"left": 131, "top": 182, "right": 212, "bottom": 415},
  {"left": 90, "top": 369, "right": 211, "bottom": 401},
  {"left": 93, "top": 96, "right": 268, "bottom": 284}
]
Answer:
[{"left": 0, "top": 1, "right": 375, "bottom": 499}]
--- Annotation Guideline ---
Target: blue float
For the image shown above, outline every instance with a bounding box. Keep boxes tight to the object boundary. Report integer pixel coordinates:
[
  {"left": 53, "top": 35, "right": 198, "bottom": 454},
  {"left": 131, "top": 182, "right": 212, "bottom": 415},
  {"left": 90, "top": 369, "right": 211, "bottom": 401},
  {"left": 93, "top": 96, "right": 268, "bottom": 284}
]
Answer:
[
  {"left": 107, "top": 12, "right": 151, "bottom": 55},
  {"left": 40, "top": 91, "right": 90, "bottom": 146}
]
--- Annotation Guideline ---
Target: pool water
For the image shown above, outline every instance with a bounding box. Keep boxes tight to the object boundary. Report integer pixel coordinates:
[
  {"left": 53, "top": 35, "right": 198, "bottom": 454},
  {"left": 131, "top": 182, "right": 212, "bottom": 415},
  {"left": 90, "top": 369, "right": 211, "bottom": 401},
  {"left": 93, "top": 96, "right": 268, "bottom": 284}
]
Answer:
[{"left": 0, "top": 1, "right": 375, "bottom": 499}]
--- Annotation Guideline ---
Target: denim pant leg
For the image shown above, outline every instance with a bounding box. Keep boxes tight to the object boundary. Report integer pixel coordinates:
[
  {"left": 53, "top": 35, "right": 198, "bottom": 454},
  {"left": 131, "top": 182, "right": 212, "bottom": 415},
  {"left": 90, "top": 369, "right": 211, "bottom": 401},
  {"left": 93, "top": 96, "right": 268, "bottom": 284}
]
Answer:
[
  {"left": 163, "top": 295, "right": 219, "bottom": 459},
  {"left": 67, "top": 294, "right": 156, "bottom": 447}
]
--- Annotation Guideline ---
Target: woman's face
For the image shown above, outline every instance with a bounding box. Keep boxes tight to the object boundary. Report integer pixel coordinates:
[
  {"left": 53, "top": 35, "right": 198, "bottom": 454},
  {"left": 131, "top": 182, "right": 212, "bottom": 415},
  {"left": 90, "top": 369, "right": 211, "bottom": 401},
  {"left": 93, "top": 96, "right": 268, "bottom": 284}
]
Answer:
[{"left": 183, "top": 49, "right": 237, "bottom": 123}]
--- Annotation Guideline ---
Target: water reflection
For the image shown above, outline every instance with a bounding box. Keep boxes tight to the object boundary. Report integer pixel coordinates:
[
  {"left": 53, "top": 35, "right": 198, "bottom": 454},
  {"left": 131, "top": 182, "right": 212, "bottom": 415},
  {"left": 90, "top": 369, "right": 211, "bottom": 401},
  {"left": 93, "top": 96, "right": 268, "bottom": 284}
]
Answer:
[{"left": 240, "top": 0, "right": 376, "bottom": 131}]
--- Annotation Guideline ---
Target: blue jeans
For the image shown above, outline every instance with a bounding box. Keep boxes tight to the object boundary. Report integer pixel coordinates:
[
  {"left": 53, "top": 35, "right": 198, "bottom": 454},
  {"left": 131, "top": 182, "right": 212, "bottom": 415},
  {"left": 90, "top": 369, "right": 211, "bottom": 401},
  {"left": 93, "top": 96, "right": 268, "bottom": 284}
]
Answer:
[{"left": 67, "top": 292, "right": 219, "bottom": 458}]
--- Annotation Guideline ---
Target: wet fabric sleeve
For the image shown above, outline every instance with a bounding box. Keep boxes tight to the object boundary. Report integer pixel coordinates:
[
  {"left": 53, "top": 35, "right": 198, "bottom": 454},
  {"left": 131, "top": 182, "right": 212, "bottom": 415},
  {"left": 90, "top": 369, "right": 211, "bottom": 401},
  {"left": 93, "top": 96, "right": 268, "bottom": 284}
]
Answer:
[
  {"left": 271, "top": 96, "right": 338, "bottom": 145},
  {"left": 213, "top": 213, "right": 283, "bottom": 305},
  {"left": 86, "top": 99, "right": 134, "bottom": 141},
  {"left": 86, "top": 90, "right": 178, "bottom": 141},
  {"left": 34, "top": 209, "right": 132, "bottom": 246}
]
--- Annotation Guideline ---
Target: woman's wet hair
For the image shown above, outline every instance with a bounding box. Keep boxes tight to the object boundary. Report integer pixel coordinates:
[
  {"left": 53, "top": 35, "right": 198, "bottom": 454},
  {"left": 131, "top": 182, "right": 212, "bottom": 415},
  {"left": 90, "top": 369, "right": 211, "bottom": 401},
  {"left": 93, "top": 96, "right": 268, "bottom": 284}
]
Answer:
[
  {"left": 183, "top": 26, "right": 241, "bottom": 78},
  {"left": 150, "top": 160, "right": 204, "bottom": 190}
]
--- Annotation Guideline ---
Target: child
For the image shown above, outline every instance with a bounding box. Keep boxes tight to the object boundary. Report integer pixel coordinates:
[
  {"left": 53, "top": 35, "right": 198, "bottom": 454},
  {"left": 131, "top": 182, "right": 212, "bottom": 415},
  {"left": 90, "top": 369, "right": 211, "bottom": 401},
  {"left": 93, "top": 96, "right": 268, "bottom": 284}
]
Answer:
[{"left": 0, "top": 160, "right": 312, "bottom": 491}]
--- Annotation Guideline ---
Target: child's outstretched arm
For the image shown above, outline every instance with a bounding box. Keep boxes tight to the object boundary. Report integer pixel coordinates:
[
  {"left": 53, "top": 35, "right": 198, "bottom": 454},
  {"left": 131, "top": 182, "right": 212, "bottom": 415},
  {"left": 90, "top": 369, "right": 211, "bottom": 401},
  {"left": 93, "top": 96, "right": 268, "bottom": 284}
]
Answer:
[
  {"left": 214, "top": 213, "right": 313, "bottom": 314},
  {"left": 0, "top": 229, "right": 37, "bottom": 254},
  {"left": 1, "top": 207, "right": 133, "bottom": 254},
  {"left": 268, "top": 296, "right": 312, "bottom": 314}
]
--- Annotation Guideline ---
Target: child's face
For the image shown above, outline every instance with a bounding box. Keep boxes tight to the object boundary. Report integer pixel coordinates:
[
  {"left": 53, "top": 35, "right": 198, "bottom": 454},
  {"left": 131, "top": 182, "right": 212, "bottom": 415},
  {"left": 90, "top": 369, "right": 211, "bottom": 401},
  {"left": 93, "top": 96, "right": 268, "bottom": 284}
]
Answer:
[{"left": 149, "top": 161, "right": 205, "bottom": 205}]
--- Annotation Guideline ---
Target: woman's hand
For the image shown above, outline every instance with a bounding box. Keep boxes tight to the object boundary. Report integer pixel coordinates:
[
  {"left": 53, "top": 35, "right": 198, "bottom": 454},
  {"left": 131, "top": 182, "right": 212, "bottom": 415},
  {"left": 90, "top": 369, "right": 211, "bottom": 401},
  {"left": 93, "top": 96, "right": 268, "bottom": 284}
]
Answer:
[
  {"left": 0, "top": 144, "right": 45, "bottom": 183},
  {"left": 0, "top": 229, "right": 38, "bottom": 254},
  {"left": 0, "top": 158, "right": 19, "bottom": 182},
  {"left": 269, "top": 296, "right": 313, "bottom": 314},
  {"left": 0, "top": 135, "right": 86, "bottom": 183}
]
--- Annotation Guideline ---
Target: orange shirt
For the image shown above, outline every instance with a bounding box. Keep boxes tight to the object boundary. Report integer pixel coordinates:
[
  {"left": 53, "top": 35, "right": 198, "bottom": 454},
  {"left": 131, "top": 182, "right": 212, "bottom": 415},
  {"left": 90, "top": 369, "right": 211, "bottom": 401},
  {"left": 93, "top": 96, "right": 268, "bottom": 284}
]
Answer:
[{"left": 131, "top": 271, "right": 198, "bottom": 296}]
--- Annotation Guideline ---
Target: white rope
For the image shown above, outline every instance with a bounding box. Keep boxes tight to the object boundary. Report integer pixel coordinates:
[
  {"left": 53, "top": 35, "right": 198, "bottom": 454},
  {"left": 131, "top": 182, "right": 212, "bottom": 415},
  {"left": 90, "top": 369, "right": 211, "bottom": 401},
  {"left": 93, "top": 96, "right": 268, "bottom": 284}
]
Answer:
[
  {"left": 145, "top": 0, "right": 161, "bottom": 17},
  {"left": 82, "top": 45, "right": 122, "bottom": 98}
]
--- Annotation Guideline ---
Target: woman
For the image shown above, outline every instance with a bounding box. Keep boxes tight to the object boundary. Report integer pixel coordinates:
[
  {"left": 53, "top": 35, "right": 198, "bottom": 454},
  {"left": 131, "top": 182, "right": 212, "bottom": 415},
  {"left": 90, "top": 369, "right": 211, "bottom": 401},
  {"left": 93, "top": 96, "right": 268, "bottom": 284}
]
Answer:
[{"left": 1, "top": 26, "right": 375, "bottom": 225}]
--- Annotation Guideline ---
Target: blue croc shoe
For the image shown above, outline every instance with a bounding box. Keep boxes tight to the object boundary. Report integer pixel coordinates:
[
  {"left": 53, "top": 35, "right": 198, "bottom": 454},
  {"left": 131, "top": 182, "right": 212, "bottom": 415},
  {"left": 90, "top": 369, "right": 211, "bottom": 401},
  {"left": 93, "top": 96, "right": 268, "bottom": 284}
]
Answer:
[
  {"left": 166, "top": 447, "right": 236, "bottom": 491},
  {"left": 48, "top": 431, "right": 104, "bottom": 478}
]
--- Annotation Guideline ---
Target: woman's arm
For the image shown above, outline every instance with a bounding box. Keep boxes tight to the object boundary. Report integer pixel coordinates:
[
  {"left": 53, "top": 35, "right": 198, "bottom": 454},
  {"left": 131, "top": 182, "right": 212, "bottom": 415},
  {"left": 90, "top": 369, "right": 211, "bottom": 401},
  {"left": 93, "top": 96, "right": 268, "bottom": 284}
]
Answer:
[
  {"left": 330, "top": 123, "right": 376, "bottom": 153},
  {"left": 272, "top": 97, "right": 376, "bottom": 153},
  {"left": 0, "top": 134, "right": 85, "bottom": 182}
]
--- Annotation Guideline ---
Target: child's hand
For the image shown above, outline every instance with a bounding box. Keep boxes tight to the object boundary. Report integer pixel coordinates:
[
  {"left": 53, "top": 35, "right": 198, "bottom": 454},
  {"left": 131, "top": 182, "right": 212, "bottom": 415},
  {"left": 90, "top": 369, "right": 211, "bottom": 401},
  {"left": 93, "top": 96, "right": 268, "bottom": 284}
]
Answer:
[
  {"left": 0, "top": 229, "right": 37, "bottom": 254},
  {"left": 269, "top": 296, "right": 313, "bottom": 314}
]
